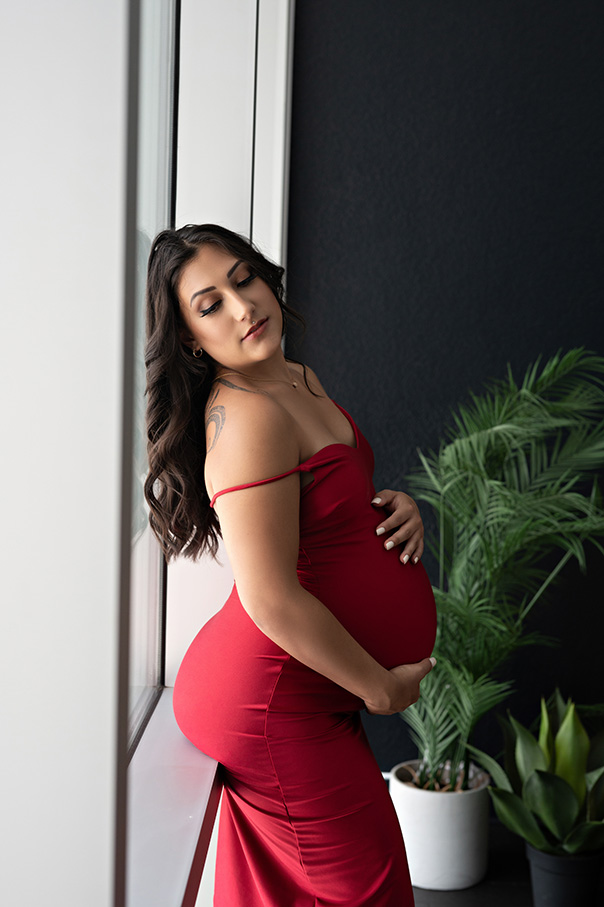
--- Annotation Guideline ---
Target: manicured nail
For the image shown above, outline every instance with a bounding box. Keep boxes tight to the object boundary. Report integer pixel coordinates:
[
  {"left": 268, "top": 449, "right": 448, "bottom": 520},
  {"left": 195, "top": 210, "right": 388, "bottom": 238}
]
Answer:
[
  {"left": 371, "top": 496, "right": 382, "bottom": 505},
  {"left": 385, "top": 540, "right": 394, "bottom": 550},
  {"left": 429, "top": 657, "right": 437, "bottom": 667},
  {"left": 413, "top": 556, "right": 419, "bottom": 564},
  {"left": 402, "top": 554, "right": 409, "bottom": 564},
  {"left": 376, "top": 527, "right": 386, "bottom": 536}
]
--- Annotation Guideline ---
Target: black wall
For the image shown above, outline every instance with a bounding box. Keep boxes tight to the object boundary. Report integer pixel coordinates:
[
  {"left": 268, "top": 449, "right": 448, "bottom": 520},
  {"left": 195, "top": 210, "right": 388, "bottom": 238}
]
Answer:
[{"left": 286, "top": 1, "right": 604, "bottom": 769}]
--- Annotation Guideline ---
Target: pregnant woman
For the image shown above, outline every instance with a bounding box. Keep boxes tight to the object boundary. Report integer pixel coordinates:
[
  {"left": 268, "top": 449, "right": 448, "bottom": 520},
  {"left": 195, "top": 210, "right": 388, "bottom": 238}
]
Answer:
[{"left": 145, "top": 224, "right": 437, "bottom": 906}]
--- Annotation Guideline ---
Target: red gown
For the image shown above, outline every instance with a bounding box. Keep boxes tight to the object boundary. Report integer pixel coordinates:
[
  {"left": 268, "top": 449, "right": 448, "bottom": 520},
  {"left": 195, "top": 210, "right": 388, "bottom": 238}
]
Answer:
[{"left": 173, "top": 403, "right": 437, "bottom": 906}]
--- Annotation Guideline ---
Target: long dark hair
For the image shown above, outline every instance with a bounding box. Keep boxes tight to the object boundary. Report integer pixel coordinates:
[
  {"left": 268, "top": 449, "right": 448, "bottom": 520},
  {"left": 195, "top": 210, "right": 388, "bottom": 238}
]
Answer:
[{"left": 144, "top": 223, "right": 304, "bottom": 561}]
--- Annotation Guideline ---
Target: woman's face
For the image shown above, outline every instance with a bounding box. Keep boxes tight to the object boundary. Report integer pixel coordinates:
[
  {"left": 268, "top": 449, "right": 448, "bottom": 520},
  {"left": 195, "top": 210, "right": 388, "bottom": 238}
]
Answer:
[{"left": 177, "top": 243, "right": 283, "bottom": 370}]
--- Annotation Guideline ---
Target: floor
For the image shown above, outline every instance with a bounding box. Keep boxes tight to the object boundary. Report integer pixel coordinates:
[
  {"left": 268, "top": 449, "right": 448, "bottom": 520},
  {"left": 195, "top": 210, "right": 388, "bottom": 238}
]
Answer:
[{"left": 412, "top": 822, "right": 604, "bottom": 906}]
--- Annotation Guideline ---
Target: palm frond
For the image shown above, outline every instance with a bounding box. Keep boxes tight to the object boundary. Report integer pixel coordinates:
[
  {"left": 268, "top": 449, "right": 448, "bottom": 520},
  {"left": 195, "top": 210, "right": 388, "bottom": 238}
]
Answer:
[{"left": 401, "top": 349, "right": 604, "bottom": 787}]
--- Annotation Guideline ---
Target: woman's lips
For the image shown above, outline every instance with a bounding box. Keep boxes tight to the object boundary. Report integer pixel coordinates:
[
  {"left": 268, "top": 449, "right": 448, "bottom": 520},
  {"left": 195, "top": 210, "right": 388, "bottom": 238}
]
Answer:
[{"left": 242, "top": 318, "right": 268, "bottom": 340}]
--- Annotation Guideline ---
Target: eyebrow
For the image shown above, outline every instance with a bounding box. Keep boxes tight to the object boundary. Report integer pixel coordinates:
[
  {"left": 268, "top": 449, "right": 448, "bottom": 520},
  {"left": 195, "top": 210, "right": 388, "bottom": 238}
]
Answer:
[{"left": 189, "top": 259, "right": 244, "bottom": 306}]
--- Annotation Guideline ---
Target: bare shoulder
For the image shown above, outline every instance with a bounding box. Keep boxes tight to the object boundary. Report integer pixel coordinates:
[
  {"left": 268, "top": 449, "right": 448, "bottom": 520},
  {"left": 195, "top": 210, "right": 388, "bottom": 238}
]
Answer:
[
  {"left": 204, "top": 380, "right": 299, "bottom": 498},
  {"left": 288, "top": 361, "right": 328, "bottom": 396}
]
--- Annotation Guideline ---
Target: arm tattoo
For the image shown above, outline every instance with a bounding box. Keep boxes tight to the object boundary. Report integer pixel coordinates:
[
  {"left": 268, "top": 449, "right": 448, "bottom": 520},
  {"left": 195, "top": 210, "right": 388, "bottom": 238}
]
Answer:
[
  {"left": 205, "top": 377, "right": 267, "bottom": 453},
  {"left": 205, "top": 404, "right": 226, "bottom": 453}
]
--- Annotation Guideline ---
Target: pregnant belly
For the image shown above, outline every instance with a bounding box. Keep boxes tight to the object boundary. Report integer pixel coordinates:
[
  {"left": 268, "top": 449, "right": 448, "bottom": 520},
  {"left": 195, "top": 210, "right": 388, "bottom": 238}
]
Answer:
[{"left": 298, "top": 540, "right": 437, "bottom": 669}]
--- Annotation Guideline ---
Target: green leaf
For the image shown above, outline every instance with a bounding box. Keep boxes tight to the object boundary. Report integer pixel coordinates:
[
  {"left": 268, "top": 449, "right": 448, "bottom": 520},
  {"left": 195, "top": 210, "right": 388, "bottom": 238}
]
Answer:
[
  {"left": 587, "top": 768, "right": 604, "bottom": 822},
  {"left": 489, "top": 788, "right": 554, "bottom": 851},
  {"left": 552, "top": 689, "right": 569, "bottom": 735},
  {"left": 555, "top": 703, "right": 590, "bottom": 806},
  {"left": 467, "top": 744, "right": 512, "bottom": 792},
  {"left": 399, "top": 667, "right": 461, "bottom": 782},
  {"left": 523, "top": 770, "right": 579, "bottom": 841},
  {"left": 538, "top": 697, "right": 554, "bottom": 768},
  {"left": 511, "top": 715, "right": 547, "bottom": 783},
  {"left": 498, "top": 714, "right": 523, "bottom": 794},
  {"left": 586, "top": 765, "right": 604, "bottom": 792},
  {"left": 562, "top": 821, "right": 604, "bottom": 854}
]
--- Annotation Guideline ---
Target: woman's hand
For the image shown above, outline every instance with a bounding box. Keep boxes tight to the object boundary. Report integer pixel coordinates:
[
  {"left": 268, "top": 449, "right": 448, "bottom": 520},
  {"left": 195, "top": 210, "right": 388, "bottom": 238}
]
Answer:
[
  {"left": 371, "top": 489, "right": 425, "bottom": 564},
  {"left": 364, "top": 657, "right": 436, "bottom": 715}
]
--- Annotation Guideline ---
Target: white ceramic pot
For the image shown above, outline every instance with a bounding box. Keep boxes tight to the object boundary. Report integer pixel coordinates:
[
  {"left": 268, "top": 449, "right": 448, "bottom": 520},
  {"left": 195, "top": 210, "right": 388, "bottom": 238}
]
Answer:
[{"left": 389, "top": 759, "right": 491, "bottom": 891}]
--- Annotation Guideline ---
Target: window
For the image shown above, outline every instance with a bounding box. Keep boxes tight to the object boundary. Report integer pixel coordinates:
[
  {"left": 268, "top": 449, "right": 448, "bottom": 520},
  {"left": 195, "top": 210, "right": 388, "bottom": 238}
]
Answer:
[
  {"left": 128, "top": 0, "right": 178, "bottom": 752},
  {"left": 125, "top": 3, "right": 295, "bottom": 903}
]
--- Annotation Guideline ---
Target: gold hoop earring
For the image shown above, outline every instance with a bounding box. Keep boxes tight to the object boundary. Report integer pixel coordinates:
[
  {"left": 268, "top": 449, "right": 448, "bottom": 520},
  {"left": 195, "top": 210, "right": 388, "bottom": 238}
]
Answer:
[{"left": 193, "top": 348, "right": 204, "bottom": 358}]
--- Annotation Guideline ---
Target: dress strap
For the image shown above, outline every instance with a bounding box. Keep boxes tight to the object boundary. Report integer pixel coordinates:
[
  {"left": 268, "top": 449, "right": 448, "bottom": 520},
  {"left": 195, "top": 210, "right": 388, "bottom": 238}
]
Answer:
[{"left": 210, "top": 465, "right": 306, "bottom": 509}]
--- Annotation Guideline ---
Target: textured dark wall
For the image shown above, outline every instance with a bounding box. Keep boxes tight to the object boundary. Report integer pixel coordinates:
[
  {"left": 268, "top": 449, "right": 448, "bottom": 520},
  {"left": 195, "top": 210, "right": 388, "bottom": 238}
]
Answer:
[{"left": 286, "top": 1, "right": 604, "bottom": 769}]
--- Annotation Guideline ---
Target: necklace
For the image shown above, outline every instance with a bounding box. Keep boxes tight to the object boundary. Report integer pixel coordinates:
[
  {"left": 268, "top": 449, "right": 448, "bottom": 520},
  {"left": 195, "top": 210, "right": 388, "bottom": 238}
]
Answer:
[{"left": 215, "top": 367, "right": 299, "bottom": 389}]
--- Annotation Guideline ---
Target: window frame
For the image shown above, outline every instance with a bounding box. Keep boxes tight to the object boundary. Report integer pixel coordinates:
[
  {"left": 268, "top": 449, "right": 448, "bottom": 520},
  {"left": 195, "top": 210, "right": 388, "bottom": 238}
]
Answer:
[{"left": 125, "top": 0, "right": 180, "bottom": 756}]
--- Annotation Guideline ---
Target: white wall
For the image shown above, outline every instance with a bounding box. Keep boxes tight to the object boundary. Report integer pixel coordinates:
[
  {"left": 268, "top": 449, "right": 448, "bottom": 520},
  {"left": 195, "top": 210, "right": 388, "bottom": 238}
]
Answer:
[{"left": 0, "top": 2, "right": 129, "bottom": 905}]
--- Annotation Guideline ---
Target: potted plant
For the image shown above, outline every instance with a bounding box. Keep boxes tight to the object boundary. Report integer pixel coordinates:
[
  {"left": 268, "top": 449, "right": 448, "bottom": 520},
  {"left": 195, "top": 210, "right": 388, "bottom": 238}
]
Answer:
[
  {"left": 471, "top": 692, "right": 604, "bottom": 905},
  {"left": 390, "top": 663, "right": 506, "bottom": 889},
  {"left": 389, "top": 349, "right": 604, "bottom": 890}
]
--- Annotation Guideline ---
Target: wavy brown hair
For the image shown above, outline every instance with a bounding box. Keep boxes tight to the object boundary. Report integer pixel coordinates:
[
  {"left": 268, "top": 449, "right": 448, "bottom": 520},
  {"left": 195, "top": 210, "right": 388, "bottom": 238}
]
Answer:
[{"left": 144, "top": 223, "right": 304, "bottom": 560}]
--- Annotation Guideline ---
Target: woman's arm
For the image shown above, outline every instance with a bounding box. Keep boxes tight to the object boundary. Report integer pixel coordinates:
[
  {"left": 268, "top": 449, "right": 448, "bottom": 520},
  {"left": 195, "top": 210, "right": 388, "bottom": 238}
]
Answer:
[{"left": 206, "top": 392, "right": 434, "bottom": 714}]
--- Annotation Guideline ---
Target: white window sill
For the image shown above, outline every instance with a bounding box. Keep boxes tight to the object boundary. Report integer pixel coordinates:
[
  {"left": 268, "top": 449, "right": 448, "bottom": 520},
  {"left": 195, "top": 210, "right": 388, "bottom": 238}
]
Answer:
[{"left": 127, "top": 688, "right": 221, "bottom": 907}]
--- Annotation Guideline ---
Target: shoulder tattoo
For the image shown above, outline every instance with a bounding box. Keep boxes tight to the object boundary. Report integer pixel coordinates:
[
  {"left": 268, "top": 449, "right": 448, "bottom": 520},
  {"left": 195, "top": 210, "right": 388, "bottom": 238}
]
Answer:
[
  {"left": 205, "top": 377, "right": 269, "bottom": 453},
  {"left": 205, "top": 402, "right": 226, "bottom": 453},
  {"left": 204, "top": 386, "right": 226, "bottom": 453}
]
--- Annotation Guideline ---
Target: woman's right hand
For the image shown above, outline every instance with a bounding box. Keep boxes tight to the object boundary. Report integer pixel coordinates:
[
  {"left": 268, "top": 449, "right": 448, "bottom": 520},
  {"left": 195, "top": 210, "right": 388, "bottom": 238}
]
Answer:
[{"left": 364, "top": 656, "right": 436, "bottom": 715}]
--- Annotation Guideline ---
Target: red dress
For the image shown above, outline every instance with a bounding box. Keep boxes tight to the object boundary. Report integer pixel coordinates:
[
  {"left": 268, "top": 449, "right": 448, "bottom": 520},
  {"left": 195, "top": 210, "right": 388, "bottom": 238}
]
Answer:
[{"left": 173, "top": 403, "right": 437, "bottom": 906}]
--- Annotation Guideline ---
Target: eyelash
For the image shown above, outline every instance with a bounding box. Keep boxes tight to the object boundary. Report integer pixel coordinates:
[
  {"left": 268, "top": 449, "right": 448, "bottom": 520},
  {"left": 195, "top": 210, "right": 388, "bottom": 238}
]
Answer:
[{"left": 200, "top": 273, "right": 257, "bottom": 316}]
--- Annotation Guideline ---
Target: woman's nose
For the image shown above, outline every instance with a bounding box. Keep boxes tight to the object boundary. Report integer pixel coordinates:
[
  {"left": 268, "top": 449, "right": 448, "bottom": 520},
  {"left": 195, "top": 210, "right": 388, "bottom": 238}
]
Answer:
[{"left": 230, "top": 291, "right": 255, "bottom": 320}]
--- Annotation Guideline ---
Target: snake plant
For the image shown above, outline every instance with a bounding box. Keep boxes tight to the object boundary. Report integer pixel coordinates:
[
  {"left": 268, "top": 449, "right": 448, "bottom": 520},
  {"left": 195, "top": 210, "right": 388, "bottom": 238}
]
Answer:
[
  {"left": 401, "top": 349, "right": 604, "bottom": 789},
  {"left": 471, "top": 692, "right": 604, "bottom": 854}
]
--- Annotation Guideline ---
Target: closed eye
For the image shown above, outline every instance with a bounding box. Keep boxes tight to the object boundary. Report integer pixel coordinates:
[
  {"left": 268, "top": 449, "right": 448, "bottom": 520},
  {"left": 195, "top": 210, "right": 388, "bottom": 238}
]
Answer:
[
  {"left": 200, "top": 272, "right": 256, "bottom": 315},
  {"left": 200, "top": 300, "right": 221, "bottom": 317}
]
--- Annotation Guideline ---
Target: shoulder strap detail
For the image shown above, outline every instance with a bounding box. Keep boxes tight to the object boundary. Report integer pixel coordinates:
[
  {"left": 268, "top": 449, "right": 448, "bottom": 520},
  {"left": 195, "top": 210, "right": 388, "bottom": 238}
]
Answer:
[{"left": 210, "top": 465, "right": 306, "bottom": 508}]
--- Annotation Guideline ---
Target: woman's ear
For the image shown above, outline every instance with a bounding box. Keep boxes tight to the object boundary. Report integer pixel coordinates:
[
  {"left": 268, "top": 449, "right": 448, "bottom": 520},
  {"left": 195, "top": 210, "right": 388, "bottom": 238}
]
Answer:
[{"left": 178, "top": 326, "right": 196, "bottom": 351}]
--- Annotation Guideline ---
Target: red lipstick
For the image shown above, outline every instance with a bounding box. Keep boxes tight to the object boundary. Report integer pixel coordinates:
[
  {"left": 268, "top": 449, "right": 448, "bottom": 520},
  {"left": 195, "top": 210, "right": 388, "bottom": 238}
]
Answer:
[{"left": 243, "top": 317, "right": 268, "bottom": 340}]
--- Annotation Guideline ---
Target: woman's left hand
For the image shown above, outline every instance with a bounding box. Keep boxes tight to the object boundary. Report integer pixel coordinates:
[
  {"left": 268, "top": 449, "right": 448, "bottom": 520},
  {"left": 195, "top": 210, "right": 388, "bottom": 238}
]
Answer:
[{"left": 371, "top": 489, "right": 424, "bottom": 565}]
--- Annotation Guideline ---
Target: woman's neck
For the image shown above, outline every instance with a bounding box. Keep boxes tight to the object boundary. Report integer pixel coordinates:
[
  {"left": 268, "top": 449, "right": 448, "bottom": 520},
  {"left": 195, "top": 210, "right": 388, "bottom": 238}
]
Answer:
[{"left": 215, "top": 356, "right": 299, "bottom": 389}]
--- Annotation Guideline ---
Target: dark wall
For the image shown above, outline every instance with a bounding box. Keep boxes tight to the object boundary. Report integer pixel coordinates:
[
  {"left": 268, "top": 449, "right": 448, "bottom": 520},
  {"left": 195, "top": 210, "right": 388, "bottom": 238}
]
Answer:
[{"left": 286, "top": 0, "right": 604, "bottom": 769}]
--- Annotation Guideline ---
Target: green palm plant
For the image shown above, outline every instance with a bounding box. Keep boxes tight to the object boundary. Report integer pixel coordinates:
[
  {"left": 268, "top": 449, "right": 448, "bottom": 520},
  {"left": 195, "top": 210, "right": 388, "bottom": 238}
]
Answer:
[{"left": 401, "top": 349, "right": 604, "bottom": 790}]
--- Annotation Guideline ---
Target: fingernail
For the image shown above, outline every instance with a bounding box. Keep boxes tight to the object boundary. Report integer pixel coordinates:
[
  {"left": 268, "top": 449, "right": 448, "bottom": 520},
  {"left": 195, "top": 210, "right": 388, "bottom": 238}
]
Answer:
[
  {"left": 413, "top": 556, "right": 419, "bottom": 565},
  {"left": 385, "top": 540, "right": 394, "bottom": 550},
  {"left": 430, "top": 657, "right": 437, "bottom": 667},
  {"left": 376, "top": 527, "right": 385, "bottom": 536},
  {"left": 371, "top": 496, "right": 382, "bottom": 505},
  {"left": 402, "top": 554, "right": 409, "bottom": 564}
]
